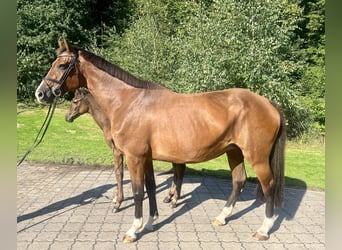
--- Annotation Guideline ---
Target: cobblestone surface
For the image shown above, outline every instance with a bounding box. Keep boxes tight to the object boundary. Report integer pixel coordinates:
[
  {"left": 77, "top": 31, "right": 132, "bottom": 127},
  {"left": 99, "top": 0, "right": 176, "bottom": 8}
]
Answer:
[{"left": 17, "top": 163, "right": 325, "bottom": 249}]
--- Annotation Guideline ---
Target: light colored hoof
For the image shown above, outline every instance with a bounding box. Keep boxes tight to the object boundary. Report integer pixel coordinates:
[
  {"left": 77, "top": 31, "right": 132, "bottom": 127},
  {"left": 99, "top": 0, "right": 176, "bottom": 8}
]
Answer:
[
  {"left": 163, "top": 196, "right": 172, "bottom": 203},
  {"left": 170, "top": 201, "right": 177, "bottom": 208},
  {"left": 112, "top": 203, "right": 121, "bottom": 213},
  {"left": 252, "top": 232, "right": 269, "bottom": 241},
  {"left": 123, "top": 234, "right": 137, "bottom": 243},
  {"left": 211, "top": 219, "right": 225, "bottom": 226},
  {"left": 112, "top": 199, "right": 122, "bottom": 211}
]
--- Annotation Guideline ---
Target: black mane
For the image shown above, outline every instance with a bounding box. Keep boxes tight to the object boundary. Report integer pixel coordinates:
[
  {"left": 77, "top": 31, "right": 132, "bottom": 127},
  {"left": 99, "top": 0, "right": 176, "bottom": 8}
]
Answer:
[{"left": 79, "top": 49, "right": 165, "bottom": 90}]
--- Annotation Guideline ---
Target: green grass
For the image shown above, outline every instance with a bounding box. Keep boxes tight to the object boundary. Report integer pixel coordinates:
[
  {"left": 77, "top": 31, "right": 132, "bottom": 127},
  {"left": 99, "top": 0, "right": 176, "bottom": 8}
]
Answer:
[{"left": 17, "top": 104, "right": 325, "bottom": 190}]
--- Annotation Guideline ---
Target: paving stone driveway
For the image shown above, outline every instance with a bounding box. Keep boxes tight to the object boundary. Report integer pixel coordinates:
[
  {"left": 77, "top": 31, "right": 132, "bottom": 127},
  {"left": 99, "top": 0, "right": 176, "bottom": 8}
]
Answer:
[{"left": 17, "top": 163, "right": 325, "bottom": 249}]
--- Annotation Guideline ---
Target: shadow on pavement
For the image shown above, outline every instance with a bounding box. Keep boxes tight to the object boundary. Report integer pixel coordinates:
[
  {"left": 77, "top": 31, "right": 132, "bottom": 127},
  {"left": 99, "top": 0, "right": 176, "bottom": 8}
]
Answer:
[
  {"left": 153, "top": 174, "right": 307, "bottom": 238},
  {"left": 17, "top": 183, "right": 116, "bottom": 232},
  {"left": 17, "top": 167, "right": 307, "bottom": 240}
]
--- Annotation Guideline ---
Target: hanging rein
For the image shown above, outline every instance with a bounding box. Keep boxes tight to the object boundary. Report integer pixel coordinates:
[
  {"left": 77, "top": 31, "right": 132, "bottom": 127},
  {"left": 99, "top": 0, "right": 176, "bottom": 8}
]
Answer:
[{"left": 17, "top": 53, "right": 78, "bottom": 166}]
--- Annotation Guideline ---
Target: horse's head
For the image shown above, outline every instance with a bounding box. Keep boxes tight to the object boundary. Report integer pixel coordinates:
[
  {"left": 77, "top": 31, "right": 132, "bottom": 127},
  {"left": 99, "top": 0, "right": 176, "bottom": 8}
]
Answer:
[
  {"left": 65, "top": 88, "right": 90, "bottom": 123},
  {"left": 35, "top": 39, "right": 83, "bottom": 104}
]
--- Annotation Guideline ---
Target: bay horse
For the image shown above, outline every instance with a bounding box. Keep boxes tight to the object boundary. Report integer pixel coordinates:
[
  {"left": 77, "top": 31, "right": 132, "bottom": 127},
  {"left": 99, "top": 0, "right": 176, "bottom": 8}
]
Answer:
[
  {"left": 35, "top": 40, "right": 286, "bottom": 242},
  {"left": 65, "top": 87, "right": 186, "bottom": 210}
]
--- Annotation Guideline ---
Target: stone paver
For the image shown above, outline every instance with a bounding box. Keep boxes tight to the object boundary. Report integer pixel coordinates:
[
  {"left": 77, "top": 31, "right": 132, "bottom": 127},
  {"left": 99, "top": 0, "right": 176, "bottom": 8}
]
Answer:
[{"left": 17, "top": 163, "right": 325, "bottom": 249}]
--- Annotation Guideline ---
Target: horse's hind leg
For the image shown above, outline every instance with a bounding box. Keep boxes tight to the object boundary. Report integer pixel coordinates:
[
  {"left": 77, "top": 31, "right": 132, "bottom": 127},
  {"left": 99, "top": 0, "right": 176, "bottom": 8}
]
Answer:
[
  {"left": 252, "top": 162, "right": 276, "bottom": 240},
  {"left": 212, "top": 147, "right": 246, "bottom": 226},
  {"left": 163, "top": 163, "right": 186, "bottom": 208},
  {"left": 112, "top": 148, "right": 124, "bottom": 211},
  {"left": 123, "top": 155, "right": 146, "bottom": 243}
]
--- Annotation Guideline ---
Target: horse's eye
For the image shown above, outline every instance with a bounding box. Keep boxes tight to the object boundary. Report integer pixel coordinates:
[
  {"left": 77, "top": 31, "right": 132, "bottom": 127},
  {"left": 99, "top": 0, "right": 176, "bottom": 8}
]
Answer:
[{"left": 58, "top": 63, "right": 68, "bottom": 69}]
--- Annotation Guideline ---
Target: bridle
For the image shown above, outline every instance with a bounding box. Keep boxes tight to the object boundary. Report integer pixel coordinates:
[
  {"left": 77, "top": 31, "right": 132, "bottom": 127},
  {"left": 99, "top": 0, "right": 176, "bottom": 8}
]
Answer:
[
  {"left": 43, "top": 52, "right": 78, "bottom": 97},
  {"left": 18, "top": 51, "right": 79, "bottom": 167}
]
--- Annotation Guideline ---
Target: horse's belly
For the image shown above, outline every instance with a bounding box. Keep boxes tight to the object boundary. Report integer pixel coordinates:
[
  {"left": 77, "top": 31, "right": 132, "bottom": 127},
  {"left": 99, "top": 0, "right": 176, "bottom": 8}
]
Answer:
[{"left": 151, "top": 137, "right": 230, "bottom": 164}]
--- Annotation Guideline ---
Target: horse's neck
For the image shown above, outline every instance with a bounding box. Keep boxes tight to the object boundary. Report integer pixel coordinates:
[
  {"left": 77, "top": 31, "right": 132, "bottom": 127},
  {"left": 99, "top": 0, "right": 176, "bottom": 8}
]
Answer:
[
  {"left": 80, "top": 59, "right": 138, "bottom": 111},
  {"left": 81, "top": 59, "right": 130, "bottom": 92},
  {"left": 79, "top": 56, "right": 169, "bottom": 130}
]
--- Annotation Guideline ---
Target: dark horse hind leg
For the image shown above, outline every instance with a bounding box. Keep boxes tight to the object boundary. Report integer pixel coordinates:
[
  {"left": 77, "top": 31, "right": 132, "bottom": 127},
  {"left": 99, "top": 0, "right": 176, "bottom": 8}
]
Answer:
[
  {"left": 212, "top": 147, "right": 246, "bottom": 226},
  {"left": 163, "top": 163, "right": 186, "bottom": 208},
  {"left": 252, "top": 162, "right": 276, "bottom": 240}
]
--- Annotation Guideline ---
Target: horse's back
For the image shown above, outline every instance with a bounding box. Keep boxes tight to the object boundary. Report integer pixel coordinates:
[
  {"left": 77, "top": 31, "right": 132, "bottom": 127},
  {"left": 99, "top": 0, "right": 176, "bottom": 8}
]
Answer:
[{"left": 145, "top": 88, "right": 280, "bottom": 163}]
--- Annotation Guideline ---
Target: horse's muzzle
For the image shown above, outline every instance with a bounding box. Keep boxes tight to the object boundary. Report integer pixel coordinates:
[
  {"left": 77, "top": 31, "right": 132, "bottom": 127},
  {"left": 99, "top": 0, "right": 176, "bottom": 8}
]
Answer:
[
  {"left": 35, "top": 80, "right": 56, "bottom": 104},
  {"left": 65, "top": 115, "right": 75, "bottom": 123}
]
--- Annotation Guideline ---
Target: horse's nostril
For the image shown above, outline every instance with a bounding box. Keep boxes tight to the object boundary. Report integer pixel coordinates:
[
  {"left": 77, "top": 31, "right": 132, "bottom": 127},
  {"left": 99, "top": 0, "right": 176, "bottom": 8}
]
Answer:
[{"left": 37, "top": 91, "right": 44, "bottom": 99}]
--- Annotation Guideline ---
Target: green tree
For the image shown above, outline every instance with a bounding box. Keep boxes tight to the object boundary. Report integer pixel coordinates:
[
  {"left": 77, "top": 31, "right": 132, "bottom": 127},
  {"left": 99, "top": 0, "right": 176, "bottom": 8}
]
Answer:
[
  {"left": 17, "top": 0, "right": 134, "bottom": 102},
  {"left": 296, "top": 0, "right": 325, "bottom": 137},
  {"left": 17, "top": 0, "right": 93, "bottom": 101},
  {"left": 101, "top": 0, "right": 200, "bottom": 88}
]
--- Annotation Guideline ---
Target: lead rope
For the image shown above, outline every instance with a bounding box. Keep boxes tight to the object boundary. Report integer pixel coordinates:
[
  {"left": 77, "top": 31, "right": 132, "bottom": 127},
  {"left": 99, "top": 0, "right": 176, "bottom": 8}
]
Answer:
[{"left": 17, "top": 97, "right": 59, "bottom": 166}]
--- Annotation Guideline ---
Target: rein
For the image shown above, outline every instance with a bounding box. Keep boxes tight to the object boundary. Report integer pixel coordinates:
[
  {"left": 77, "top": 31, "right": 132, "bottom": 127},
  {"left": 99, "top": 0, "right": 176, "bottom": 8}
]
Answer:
[
  {"left": 17, "top": 98, "right": 59, "bottom": 166},
  {"left": 18, "top": 53, "right": 78, "bottom": 166}
]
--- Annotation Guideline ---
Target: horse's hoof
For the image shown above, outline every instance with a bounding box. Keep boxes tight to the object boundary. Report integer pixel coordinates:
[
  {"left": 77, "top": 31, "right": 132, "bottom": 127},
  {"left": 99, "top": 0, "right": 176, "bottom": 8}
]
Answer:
[
  {"left": 252, "top": 232, "right": 269, "bottom": 241},
  {"left": 163, "top": 196, "right": 172, "bottom": 203},
  {"left": 112, "top": 207, "right": 120, "bottom": 213},
  {"left": 170, "top": 201, "right": 177, "bottom": 208},
  {"left": 112, "top": 200, "right": 122, "bottom": 211},
  {"left": 112, "top": 204, "right": 121, "bottom": 213},
  {"left": 211, "top": 219, "right": 225, "bottom": 226},
  {"left": 123, "top": 235, "right": 136, "bottom": 243}
]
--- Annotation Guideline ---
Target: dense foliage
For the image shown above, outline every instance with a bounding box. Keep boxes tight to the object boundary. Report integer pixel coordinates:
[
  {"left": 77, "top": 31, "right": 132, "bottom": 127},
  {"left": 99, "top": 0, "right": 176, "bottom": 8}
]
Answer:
[{"left": 17, "top": 0, "right": 325, "bottom": 139}]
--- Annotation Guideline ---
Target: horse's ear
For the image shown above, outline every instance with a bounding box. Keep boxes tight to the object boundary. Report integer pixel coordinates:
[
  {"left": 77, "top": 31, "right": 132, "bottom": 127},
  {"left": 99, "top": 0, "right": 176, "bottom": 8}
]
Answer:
[
  {"left": 74, "top": 89, "right": 80, "bottom": 97},
  {"left": 79, "top": 88, "right": 86, "bottom": 98},
  {"left": 58, "top": 40, "right": 63, "bottom": 48},
  {"left": 64, "top": 39, "right": 70, "bottom": 51}
]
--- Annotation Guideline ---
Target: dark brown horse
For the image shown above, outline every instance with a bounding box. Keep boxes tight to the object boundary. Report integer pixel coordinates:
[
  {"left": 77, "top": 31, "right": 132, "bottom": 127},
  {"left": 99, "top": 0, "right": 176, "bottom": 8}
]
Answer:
[
  {"left": 65, "top": 88, "right": 186, "bottom": 210},
  {"left": 35, "top": 40, "right": 286, "bottom": 243}
]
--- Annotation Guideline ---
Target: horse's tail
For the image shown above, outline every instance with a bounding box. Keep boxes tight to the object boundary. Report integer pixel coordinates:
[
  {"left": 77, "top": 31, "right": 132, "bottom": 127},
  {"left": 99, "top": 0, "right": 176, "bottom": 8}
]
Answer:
[
  {"left": 256, "top": 101, "right": 286, "bottom": 208},
  {"left": 270, "top": 101, "right": 286, "bottom": 208}
]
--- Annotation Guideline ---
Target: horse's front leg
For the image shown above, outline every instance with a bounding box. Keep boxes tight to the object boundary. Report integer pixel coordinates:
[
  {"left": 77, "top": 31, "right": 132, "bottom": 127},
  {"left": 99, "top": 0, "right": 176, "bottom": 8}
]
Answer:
[
  {"left": 123, "top": 156, "right": 145, "bottom": 243},
  {"left": 173, "top": 163, "right": 186, "bottom": 207},
  {"left": 142, "top": 159, "right": 159, "bottom": 231},
  {"left": 163, "top": 164, "right": 177, "bottom": 204},
  {"left": 112, "top": 148, "right": 124, "bottom": 211}
]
